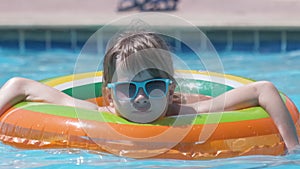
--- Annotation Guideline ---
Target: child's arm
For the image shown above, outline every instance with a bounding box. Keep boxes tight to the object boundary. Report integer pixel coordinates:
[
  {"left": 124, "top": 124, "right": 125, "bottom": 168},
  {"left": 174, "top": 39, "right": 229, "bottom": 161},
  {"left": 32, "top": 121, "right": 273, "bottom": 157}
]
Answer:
[
  {"left": 0, "top": 77, "right": 99, "bottom": 116},
  {"left": 193, "top": 81, "right": 299, "bottom": 152}
]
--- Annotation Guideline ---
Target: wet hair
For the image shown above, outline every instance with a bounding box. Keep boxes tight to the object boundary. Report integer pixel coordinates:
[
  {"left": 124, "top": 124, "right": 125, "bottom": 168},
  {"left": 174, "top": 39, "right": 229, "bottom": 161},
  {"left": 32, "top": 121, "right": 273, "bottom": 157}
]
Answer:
[{"left": 102, "top": 32, "right": 174, "bottom": 88}]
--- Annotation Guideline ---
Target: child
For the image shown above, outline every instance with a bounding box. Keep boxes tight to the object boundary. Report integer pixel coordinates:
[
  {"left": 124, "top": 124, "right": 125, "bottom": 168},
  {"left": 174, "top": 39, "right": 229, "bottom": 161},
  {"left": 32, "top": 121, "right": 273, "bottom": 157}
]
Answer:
[{"left": 0, "top": 31, "right": 298, "bottom": 152}]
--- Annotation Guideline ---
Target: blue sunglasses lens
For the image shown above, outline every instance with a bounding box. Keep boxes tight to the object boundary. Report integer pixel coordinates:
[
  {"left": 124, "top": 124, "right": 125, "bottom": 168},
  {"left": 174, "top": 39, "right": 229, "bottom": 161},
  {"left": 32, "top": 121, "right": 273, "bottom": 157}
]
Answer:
[
  {"left": 115, "top": 83, "right": 136, "bottom": 99},
  {"left": 145, "top": 80, "right": 167, "bottom": 97}
]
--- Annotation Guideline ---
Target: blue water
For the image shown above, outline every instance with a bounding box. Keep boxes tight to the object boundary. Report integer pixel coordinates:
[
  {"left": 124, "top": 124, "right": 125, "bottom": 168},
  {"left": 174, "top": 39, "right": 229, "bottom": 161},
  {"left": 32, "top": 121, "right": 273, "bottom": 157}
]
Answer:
[{"left": 0, "top": 48, "right": 300, "bottom": 168}]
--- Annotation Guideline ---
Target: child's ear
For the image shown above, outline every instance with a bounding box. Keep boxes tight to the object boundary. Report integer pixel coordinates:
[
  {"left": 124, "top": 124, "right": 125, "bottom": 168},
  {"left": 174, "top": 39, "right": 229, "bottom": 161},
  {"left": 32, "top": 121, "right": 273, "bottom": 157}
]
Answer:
[
  {"left": 104, "top": 87, "right": 114, "bottom": 107},
  {"left": 170, "top": 83, "right": 176, "bottom": 95},
  {"left": 168, "top": 83, "right": 176, "bottom": 103}
]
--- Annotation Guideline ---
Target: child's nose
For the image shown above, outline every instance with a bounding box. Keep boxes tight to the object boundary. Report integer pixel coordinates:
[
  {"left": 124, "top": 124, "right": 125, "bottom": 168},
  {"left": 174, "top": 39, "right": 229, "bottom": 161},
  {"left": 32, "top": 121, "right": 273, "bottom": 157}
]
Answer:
[{"left": 134, "top": 88, "right": 149, "bottom": 105}]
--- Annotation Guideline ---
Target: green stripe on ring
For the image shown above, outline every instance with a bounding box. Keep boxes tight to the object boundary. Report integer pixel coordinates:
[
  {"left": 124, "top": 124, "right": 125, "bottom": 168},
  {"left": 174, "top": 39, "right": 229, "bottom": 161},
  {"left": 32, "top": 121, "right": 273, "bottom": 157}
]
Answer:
[{"left": 13, "top": 102, "right": 270, "bottom": 126}]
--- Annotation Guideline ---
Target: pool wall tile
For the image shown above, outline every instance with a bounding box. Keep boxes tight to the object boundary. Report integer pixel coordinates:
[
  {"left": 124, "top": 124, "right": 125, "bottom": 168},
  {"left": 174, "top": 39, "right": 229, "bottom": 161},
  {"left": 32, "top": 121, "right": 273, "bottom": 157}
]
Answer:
[
  {"left": 0, "top": 29, "right": 19, "bottom": 49},
  {"left": 231, "top": 30, "right": 255, "bottom": 51},
  {"left": 1, "top": 27, "right": 300, "bottom": 53},
  {"left": 259, "top": 31, "right": 282, "bottom": 53},
  {"left": 25, "top": 29, "right": 46, "bottom": 51},
  {"left": 206, "top": 30, "right": 228, "bottom": 52},
  {"left": 75, "top": 29, "right": 96, "bottom": 49},
  {"left": 50, "top": 29, "right": 72, "bottom": 50},
  {"left": 287, "top": 31, "right": 300, "bottom": 51}
]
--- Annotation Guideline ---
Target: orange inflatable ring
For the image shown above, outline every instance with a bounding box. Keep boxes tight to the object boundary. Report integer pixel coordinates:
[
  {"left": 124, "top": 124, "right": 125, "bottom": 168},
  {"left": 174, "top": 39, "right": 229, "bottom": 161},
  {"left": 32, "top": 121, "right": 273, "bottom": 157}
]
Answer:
[{"left": 0, "top": 70, "right": 299, "bottom": 160}]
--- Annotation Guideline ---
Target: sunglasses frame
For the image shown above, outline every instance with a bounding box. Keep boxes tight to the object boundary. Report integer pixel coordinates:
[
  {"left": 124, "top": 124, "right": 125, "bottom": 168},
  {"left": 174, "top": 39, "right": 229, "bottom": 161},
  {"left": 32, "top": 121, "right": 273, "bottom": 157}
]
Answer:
[{"left": 107, "top": 78, "right": 172, "bottom": 100}]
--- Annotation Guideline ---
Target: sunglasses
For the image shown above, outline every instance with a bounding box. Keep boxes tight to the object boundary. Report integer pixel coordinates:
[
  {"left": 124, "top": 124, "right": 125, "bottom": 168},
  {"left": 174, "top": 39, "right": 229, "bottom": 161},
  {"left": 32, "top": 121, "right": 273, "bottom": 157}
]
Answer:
[{"left": 107, "top": 78, "right": 172, "bottom": 101}]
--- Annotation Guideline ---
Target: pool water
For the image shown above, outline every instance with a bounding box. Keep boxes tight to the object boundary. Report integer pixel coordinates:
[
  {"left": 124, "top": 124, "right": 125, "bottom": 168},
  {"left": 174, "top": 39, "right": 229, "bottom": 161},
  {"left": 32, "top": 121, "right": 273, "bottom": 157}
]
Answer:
[{"left": 0, "top": 48, "right": 300, "bottom": 168}]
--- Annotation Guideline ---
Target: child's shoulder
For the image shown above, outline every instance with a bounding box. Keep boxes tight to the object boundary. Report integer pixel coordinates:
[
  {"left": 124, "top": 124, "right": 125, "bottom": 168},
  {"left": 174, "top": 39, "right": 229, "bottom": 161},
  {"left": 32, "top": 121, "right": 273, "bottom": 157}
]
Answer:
[
  {"left": 173, "top": 93, "right": 212, "bottom": 104},
  {"left": 167, "top": 93, "right": 212, "bottom": 116}
]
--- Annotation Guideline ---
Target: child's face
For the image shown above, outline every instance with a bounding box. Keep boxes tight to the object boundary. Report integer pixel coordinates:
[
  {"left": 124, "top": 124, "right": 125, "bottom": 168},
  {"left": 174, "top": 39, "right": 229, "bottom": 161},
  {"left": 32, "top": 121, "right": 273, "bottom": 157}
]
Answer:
[{"left": 107, "top": 70, "right": 175, "bottom": 123}]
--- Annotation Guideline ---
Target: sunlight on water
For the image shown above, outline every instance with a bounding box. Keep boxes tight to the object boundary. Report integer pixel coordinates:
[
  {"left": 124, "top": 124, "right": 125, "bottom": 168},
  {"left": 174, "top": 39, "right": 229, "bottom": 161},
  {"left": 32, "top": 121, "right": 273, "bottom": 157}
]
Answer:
[{"left": 0, "top": 48, "right": 299, "bottom": 168}]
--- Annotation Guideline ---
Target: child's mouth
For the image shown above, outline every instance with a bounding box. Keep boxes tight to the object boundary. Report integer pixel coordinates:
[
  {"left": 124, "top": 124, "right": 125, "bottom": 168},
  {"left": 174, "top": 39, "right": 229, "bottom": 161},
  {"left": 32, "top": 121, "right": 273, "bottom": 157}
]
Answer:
[
  {"left": 133, "top": 107, "right": 151, "bottom": 113},
  {"left": 133, "top": 103, "right": 151, "bottom": 113}
]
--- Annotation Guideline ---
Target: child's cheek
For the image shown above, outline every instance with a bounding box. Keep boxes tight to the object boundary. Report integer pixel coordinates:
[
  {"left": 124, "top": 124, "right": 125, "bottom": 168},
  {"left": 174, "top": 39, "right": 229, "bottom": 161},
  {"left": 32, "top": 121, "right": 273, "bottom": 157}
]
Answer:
[
  {"left": 149, "top": 98, "right": 169, "bottom": 117},
  {"left": 112, "top": 100, "right": 133, "bottom": 117}
]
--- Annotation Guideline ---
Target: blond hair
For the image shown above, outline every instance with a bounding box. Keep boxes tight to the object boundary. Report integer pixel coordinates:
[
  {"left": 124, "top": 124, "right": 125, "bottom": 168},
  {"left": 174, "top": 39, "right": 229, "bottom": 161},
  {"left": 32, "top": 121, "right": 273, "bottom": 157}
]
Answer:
[{"left": 103, "top": 32, "right": 174, "bottom": 87}]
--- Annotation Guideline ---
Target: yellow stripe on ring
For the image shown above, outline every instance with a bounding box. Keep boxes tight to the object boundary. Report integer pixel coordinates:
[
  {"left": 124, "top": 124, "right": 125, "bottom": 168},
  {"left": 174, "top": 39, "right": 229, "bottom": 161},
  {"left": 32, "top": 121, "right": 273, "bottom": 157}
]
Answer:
[{"left": 44, "top": 72, "right": 103, "bottom": 87}]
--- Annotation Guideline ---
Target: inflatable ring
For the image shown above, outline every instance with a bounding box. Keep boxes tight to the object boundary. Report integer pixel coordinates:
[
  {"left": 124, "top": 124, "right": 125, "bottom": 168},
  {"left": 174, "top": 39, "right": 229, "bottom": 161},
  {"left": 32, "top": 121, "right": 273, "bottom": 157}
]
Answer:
[{"left": 0, "top": 70, "right": 299, "bottom": 160}]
